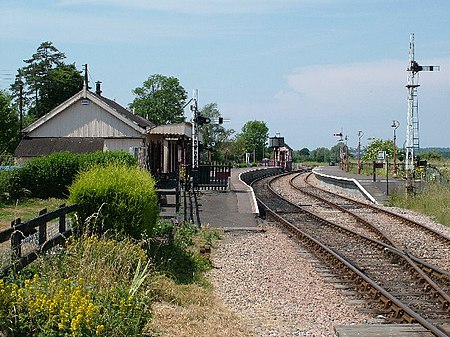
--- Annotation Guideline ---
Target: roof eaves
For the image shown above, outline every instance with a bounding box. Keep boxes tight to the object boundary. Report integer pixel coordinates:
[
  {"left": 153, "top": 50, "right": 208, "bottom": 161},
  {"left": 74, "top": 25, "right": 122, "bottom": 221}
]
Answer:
[{"left": 22, "top": 91, "right": 84, "bottom": 133}]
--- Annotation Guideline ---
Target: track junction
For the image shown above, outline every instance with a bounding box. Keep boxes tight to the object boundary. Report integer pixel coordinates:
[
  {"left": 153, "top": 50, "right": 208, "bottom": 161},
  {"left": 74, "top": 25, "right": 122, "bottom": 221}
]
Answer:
[{"left": 252, "top": 170, "right": 450, "bottom": 337}]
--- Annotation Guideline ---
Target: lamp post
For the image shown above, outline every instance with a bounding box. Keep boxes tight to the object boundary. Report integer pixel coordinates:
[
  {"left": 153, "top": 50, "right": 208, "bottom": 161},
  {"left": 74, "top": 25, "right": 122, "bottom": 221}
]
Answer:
[
  {"left": 344, "top": 135, "right": 349, "bottom": 172},
  {"left": 357, "top": 130, "right": 363, "bottom": 174},
  {"left": 391, "top": 120, "right": 400, "bottom": 175}
]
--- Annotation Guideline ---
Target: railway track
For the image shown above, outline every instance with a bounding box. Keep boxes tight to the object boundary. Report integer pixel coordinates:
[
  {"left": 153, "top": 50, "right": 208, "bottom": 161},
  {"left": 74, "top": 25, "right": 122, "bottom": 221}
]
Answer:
[
  {"left": 281, "top": 173, "right": 450, "bottom": 286},
  {"left": 252, "top": 173, "right": 450, "bottom": 337},
  {"left": 298, "top": 172, "right": 450, "bottom": 270}
]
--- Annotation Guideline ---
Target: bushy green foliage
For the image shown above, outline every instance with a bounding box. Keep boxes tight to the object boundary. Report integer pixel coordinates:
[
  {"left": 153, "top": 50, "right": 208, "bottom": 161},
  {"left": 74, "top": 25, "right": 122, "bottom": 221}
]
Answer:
[
  {"left": 79, "top": 151, "right": 137, "bottom": 170},
  {"left": 418, "top": 151, "right": 443, "bottom": 161},
  {"left": 17, "top": 152, "right": 80, "bottom": 199},
  {"left": 6, "top": 151, "right": 137, "bottom": 201},
  {"left": 68, "top": 165, "right": 159, "bottom": 239},
  {"left": 0, "top": 171, "right": 14, "bottom": 205},
  {"left": 362, "top": 138, "right": 394, "bottom": 162}
]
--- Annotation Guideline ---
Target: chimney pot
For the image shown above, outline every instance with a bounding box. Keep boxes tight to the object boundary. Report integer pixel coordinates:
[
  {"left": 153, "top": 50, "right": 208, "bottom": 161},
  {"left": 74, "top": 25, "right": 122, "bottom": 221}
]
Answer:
[{"left": 95, "top": 81, "right": 102, "bottom": 96}]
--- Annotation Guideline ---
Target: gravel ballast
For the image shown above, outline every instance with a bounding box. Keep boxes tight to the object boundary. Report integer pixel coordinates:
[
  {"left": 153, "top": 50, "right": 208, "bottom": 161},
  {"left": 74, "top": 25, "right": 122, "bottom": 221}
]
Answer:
[
  {"left": 207, "top": 173, "right": 450, "bottom": 337},
  {"left": 207, "top": 224, "right": 372, "bottom": 337}
]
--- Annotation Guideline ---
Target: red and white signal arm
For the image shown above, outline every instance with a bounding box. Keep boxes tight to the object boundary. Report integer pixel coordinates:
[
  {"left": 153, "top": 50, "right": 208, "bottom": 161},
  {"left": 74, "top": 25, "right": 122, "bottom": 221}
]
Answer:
[{"left": 333, "top": 132, "right": 343, "bottom": 137}]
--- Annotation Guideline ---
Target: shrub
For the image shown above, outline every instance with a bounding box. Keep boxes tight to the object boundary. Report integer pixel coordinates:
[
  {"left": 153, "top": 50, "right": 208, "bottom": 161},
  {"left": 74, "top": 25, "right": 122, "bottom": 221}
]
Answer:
[
  {"left": 79, "top": 151, "right": 137, "bottom": 171},
  {"left": 6, "top": 150, "right": 137, "bottom": 201},
  {"left": 68, "top": 165, "right": 159, "bottom": 239},
  {"left": 0, "top": 170, "right": 13, "bottom": 204},
  {"left": 19, "top": 151, "right": 80, "bottom": 199}
]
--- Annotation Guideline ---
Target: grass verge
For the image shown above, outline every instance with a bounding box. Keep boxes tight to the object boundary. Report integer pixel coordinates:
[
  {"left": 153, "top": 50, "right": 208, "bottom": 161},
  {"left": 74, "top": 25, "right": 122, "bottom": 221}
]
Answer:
[
  {"left": 389, "top": 182, "right": 450, "bottom": 227},
  {"left": 0, "top": 198, "right": 65, "bottom": 231},
  {"left": 146, "top": 276, "right": 254, "bottom": 337},
  {"left": 1, "top": 222, "right": 249, "bottom": 336}
]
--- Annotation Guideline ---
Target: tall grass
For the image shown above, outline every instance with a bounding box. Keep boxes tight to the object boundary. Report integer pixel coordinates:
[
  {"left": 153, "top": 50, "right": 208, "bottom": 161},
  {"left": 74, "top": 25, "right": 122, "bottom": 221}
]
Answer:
[
  {"left": 1, "top": 235, "right": 152, "bottom": 336},
  {"left": 0, "top": 224, "right": 223, "bottom": 336},
  {"left": 389, "top": 182, "right": 450, "bottom": 227}
]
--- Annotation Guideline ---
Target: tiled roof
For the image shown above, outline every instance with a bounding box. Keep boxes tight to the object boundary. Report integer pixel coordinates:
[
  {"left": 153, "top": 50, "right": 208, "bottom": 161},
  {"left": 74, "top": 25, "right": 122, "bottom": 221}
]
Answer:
[
  {"left": 94, "top": 94, "right": 154, "bottom": 130},
  {"left": 14, "top": 137, "right": 104, "bottom": 157}
]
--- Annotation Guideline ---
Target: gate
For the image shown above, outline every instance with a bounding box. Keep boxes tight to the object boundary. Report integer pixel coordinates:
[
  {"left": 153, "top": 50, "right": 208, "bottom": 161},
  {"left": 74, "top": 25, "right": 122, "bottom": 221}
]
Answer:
[{"left": 196, "top": 164, "right": 231, "bottom": 190}]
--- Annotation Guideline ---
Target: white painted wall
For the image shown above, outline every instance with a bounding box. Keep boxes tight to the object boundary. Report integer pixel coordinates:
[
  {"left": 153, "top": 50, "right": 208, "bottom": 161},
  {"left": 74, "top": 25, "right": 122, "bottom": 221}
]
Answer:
[{"left": 29, "top": 99, "right": 143, "bottom": 138}]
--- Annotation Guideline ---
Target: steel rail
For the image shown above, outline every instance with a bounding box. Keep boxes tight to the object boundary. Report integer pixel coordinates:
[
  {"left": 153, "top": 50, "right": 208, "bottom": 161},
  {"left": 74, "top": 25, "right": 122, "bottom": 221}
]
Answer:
[
  {"left": 288, "top": 172, "right": 450, "bottom": 284},
  {"left": 304, "top": 172, "right": 450, "bottom": 244},
  {"left": 266, "top": 177, "right": 450, "bottom": 312},
  {"left": 252, "top": 175, "right": 449, "bottom": 337}
]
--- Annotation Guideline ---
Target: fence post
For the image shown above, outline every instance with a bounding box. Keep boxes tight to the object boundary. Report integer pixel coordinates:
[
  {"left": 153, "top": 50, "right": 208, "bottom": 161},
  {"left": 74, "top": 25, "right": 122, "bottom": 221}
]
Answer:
[
  {"left": 59, "top": 204, "right": 66, "bottom": 233},
  {"left": 11, "top": 218, "right": 22, "bottom": 259},
  {"left": 38, "top": 209, "right": 47, "bottom": 246}
]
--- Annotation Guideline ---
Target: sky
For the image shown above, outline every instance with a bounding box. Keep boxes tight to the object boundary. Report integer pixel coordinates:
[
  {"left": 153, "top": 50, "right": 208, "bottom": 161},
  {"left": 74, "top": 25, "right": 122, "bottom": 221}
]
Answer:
[{"left": 1, "top": 0, "right": 450, "bottom": 151}]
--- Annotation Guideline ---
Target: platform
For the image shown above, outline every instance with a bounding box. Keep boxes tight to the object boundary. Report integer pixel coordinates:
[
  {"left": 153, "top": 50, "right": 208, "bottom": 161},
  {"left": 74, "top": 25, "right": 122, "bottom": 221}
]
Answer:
[
  {"left": 313, "top": 166, "right": 405, "bottom": 205},
  {"left": 197, "top": 168, "right": 259, "bottom": 229}
]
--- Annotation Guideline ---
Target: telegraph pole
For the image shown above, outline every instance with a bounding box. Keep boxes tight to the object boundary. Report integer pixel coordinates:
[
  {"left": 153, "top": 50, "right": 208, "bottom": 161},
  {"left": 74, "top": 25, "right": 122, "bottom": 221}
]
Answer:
[
  {"left": 405, "top": 33, "right": 439, "bottom": 194},
  {"left": 19, "top": 79, "right": 23, "bottom": 131}
]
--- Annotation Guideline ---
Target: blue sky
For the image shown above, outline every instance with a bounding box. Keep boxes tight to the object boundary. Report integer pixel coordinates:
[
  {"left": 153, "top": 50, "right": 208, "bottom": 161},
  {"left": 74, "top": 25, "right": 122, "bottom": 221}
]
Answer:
[{"left": 1, "top": 0, "right": 450, "bottom": 151}]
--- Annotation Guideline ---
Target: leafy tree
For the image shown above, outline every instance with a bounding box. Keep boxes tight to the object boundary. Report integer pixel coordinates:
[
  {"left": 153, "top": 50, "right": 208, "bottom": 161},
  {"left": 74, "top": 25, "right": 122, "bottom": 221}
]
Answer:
[
  {"left": 130, "top": 74, "right": 187, "bottom": 125},
  {"left": 241, "top": 120, "right": 269, "bottom": 162},
  {"left": 0, "top": 90, "right": 20, "bottom": 154},
  {"left": 37, "top": 65, "right": 83, "bottom": 116},
  {"left": 293, "top": 147, "right": 310, "bottom": 162},
  {"left": 310, "top": 147, "right": 331, "bottom": 163},
  {"left": 362, "top": 138, "right": 394, "bottom": 162},
  {"left": 199, "top": 103, "right": 234, "bottom": 162},
  {"left": 330, "top": 143, "right": 341, "bottom": 163},
  {"left": 222, "top": 134, "right": 246, "bottom": 163},
  {"left": 11, "top": 41, "right": 83, "bottom": 119}
]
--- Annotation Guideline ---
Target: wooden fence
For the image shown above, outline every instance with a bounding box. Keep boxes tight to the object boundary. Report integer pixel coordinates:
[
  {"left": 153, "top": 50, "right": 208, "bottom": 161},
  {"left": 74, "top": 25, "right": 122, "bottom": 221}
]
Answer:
[{"left": 0, "top": 204, "right": 77, "bottom": 276}]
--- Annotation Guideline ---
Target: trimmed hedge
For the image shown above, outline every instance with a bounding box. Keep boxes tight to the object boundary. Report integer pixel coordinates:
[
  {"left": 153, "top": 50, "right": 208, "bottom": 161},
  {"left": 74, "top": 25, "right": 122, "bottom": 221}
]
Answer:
[
  {"left": 68, "top": 164, "right": 159, "bottom": 239},
  {"left": 6, "top": 151, "right": 138, "bottom": 201}
]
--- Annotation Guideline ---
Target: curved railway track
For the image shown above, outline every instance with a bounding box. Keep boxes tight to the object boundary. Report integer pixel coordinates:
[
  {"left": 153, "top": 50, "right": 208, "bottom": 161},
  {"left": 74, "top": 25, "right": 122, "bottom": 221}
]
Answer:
[
  {"left": 297, "top": 172, "right": 450, "bottom": 270},
  {"left": 252, "top": 173, "right": 450, "bottom": 337},
  {"left": 281, "top": 173, "right": 450, "bottom": 284}
]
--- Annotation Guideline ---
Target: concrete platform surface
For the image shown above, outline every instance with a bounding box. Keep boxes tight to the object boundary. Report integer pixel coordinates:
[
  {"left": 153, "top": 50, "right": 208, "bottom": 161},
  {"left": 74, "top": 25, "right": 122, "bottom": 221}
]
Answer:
[{"left": 197, "top": 168, "right": 259, "bottom": 229}]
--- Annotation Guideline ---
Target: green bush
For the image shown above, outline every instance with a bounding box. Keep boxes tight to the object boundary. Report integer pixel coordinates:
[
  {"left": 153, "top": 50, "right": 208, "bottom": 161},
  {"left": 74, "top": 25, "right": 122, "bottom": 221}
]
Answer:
[
  {"left": 68, "top": 165, "right": 159, "bottom": 239},
  {"left": 19, "top": 151, "right": 80, "bottom": 199},
  {"left": 6, "top": 168, "right": 33, "bottom": 202},
  {"left": 6, "top": 150, "right": 138, "bottom": 201},
  {"left": 79, "top": 150, "right": 137, "bottom": 171},
  {"left": 0, "top": 170, "right": 13, "bottom": 205}
]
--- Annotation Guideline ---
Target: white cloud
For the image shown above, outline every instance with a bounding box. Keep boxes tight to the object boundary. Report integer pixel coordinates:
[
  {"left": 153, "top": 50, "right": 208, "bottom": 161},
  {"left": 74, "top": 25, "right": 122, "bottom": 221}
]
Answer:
[
  {"left": 275, "top": 58, "right": 450, "bottom": 118},
  {"left": 262, "top": 58, "right": 450, "bottom": 149}
]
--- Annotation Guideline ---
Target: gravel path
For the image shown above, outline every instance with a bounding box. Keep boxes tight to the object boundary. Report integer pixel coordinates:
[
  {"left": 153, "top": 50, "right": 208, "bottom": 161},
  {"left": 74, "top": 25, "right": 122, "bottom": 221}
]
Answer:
[{"left": 207, "top": 224, "right": 372, "bottom": 337}]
